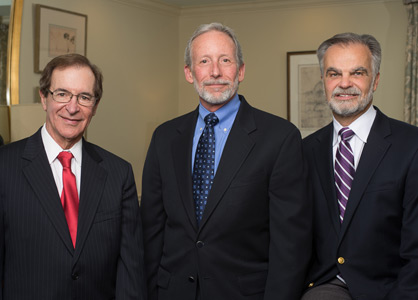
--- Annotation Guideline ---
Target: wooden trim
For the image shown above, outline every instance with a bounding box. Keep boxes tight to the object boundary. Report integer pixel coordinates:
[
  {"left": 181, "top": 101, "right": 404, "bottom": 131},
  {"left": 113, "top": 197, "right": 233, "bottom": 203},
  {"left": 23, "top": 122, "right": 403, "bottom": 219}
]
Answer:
[{"left": 7, "top": 0, "right": 23, "bottom": 106}]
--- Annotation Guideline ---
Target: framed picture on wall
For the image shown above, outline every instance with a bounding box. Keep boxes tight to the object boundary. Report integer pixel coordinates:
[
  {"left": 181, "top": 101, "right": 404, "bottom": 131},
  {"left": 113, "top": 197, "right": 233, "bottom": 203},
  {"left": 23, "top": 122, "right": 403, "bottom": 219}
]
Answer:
[
  {"left": 34, "top": 5, "right": 87, "bottom": 73},
  {"left": 287, "top": 51, "right": 332, "bottom": 138}
]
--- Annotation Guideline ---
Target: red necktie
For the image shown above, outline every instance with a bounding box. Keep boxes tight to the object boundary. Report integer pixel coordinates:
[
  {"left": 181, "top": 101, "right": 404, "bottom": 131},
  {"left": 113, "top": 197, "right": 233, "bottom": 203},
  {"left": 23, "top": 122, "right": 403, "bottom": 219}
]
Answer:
[{"left": 57, "top": 151, "right": 79, "bottom": 247}]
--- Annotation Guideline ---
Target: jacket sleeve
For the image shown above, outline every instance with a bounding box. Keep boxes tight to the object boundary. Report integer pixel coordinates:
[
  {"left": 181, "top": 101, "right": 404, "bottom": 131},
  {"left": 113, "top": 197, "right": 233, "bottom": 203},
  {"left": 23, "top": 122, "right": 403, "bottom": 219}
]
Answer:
[
  {"left": 140, "top": 131, "right": 166, "bottom": 300},
  {"left": 115, "top": 163, "right": 147, "bottom": 300},
  {"left": 264, "top": 127, "right": 312, "bottom": 300},
  {"left": 386, "top": 148, "right": 418, "bottom": 300}
]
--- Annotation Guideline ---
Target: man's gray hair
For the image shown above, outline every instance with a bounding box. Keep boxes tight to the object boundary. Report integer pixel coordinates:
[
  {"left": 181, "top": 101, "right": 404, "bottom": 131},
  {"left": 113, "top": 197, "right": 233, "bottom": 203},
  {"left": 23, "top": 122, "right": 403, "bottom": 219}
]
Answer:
[
  {"left": 184, "top": 22, "right": 244, "bottom": 68},
  {"left": 317, "top": 32, "right": 381, "bottom": 77}
]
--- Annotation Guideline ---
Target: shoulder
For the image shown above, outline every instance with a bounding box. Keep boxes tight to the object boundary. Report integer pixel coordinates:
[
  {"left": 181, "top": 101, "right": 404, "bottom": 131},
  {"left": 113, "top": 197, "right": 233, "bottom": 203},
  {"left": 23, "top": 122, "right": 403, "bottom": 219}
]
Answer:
[
  {"left": 0, "top": 130, "right": 40, "bottom": 162},
  {"left": 253, "top": 106, "right": 296, "bottom": 129},
  {"left": 154, "top": 110, "right": 196, "bottom": 134},
  {"left": 0, "top": 139, "right": 28, "bottom": 173},
  {"left": 375, "top": 109, "right": 418, "bottom": 143},
  {"left": 83, "top": 141, "right": 132, "bottom": 169},
  {"left": 0, "top": 138, "right": 27, "bottom": 155},
  {"left": 387, "top": 116, "right": 418, "bottom": 136},
  {"left": 239, "top": 96, "right": 300, "bottom": 138},
  {"left": 303, "top": 123, "right": 332, "bottom": 146}
]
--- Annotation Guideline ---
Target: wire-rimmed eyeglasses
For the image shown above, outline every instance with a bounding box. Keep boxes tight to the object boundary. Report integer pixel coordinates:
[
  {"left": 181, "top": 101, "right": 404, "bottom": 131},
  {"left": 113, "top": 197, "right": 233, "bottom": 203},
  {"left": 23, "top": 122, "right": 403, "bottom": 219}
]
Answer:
[{"left": 48, "top": 89, "right": 96, "bottom": 107}]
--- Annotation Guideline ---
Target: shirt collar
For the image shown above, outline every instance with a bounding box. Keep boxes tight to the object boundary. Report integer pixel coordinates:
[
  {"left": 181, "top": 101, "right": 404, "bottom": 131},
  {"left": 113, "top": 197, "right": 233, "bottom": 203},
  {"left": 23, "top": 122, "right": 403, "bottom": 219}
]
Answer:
[
  {"left": 41, "top": 124, "right": 83, "bottom": 165},
  {"left": 198, "top": 93, "right": 241, "bottom": 129},
  {"left": 332, "top": 105, "right": 376, "bottom": 146}
]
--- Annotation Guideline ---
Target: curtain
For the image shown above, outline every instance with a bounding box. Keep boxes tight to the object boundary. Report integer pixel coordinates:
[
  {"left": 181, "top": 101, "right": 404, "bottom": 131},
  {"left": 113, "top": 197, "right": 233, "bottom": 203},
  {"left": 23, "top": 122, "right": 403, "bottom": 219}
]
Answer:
[
  {"left": 404, "top": 1, "right": 418, "bottom": 125},
  {"left": 0, "top": 17, "right": 9, "bottom": 106}
]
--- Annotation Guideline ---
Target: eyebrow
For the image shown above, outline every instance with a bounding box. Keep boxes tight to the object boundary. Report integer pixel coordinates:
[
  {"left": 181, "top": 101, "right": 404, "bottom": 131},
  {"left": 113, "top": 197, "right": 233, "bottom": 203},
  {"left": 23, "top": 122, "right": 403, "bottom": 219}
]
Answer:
[
  {"left": 53, "top": 88, "right": 94, "bottom": 96},
  {"left": 325, "top": 66, "right": 369, "bottom": 75},
  {"left": 352, "top": 67, "right": 368, "bottom": 75},
  {"left": 325, "top": 67, "right": 340, "bottom": 75}
]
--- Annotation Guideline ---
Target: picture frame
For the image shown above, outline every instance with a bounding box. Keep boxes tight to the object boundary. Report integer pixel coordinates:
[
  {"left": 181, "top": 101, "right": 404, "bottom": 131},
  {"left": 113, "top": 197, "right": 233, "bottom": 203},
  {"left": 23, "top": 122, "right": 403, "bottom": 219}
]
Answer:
[
  {"left": 35, "top": 5, "right": 87, "bottom": 73},
  {"left": 287, "top": 51, "right": 331, "bottom": 138}
]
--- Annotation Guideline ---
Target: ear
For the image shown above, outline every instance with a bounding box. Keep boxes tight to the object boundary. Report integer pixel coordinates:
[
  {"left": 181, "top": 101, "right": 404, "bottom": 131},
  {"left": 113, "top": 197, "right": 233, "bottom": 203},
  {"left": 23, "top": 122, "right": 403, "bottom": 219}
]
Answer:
[
  {"left": 92, "top": 100, "right": 100, "bottom": 116},
  {"left": 238, "top": 63, "right": 245, "bottom": 82},
  {"left": 40, "top": 90, "right": 48, "bottom": 111},
  {"left": 373, "top": 72, "right": 380, "bottom": 92},
  {"left": 184, "top": 65, "right": 194, "bottom": 84}
]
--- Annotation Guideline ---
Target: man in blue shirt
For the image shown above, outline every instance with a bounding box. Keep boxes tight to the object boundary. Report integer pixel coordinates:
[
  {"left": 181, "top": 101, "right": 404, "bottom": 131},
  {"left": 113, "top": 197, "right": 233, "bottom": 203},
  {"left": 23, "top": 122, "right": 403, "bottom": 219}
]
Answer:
[{"left": 141, "top": 22, "right": 311, "bottom": 300}]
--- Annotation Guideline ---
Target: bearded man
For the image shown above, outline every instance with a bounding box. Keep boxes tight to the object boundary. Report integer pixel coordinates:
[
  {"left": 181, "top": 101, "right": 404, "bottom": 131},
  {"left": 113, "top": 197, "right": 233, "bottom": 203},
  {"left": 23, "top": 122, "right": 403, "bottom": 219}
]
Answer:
[
  {"left": 302, "top": 33, "right": 418, "bottom": 300},
  {"left": 140, "top": 23, "right": 312, "bottom": 300}
]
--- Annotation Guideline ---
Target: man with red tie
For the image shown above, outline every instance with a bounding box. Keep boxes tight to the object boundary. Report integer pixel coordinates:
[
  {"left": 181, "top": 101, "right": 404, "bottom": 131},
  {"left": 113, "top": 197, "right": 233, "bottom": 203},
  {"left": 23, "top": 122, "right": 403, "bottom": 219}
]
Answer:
[{"left": 0, "top": 54, "right": 145, "bottom": 299}]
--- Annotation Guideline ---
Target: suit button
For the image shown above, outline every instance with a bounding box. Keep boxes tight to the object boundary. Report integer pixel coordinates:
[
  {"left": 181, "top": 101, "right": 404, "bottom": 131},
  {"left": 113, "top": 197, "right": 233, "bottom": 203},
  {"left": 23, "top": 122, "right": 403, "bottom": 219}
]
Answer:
[
  {"left": 337, "top": 257, "right": 345, "bottom": 264},
  {"left": 188, "top": 276, "right": 195, "bottom": 283},
  {"left": 196, "top": 241, "right": 204, "bottom": 248},
  {"left": 308, "top": 282, "right": 314, "bottom": 287},
  {"left": 71, "top": 273, "right": 79, "bottom": 280}
]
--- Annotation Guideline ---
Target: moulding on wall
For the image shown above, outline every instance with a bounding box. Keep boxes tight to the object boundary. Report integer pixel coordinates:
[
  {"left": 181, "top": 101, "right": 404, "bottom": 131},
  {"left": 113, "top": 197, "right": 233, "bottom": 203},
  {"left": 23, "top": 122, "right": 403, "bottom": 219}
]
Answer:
[
  {"left": 112, "top": 0, "right": 399, "bottom": 16},
  {"left": 179, "top": 0, "right": 400, "bottom": 16},
  {"left": 111, "top": 0, "right": 181, "bottom": 16}
]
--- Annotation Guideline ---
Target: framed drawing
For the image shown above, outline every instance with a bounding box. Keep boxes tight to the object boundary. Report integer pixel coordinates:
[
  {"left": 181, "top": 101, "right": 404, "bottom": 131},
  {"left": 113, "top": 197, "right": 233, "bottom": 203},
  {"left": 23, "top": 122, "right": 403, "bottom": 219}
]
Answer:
[
  {"left": 287, "top": 51, "right": 332, "bottom": 138},
  {"left": 35, "top": 5, "right": 87, "bottom": 73}
]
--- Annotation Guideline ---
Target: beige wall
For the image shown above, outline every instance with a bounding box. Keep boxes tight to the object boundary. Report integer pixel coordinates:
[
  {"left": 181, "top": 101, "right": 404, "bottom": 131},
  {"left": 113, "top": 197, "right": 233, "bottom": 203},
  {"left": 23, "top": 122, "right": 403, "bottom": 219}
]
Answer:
[
  {"left": 0, "top": 105, "right": 10, "bottom": 144},
  {"left": 16, "top": 0, "right": 180, "bottom": 191},
  {"left": 179, "top": 0, "right": 407, "bottom": 121},
  {"left": 11, "top": 0, "right": 408, "bottom": 191}
]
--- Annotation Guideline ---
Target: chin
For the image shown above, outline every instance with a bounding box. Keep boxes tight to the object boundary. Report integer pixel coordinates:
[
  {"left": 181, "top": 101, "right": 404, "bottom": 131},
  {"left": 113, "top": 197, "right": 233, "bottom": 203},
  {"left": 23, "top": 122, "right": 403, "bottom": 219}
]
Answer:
[{"left": 329, "top": 100, "right": 359, "bottom": 117}]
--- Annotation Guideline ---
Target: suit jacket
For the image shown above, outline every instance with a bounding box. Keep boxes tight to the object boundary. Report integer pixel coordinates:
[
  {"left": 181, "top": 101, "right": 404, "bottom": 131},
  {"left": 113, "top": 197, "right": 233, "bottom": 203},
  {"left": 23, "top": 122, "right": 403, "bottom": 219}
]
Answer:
[
  {"left": 0, "top": 128, "right": 145, "bottom": 300},
  {"left": 303, "top": 107, "right": 418, "bottom": 300},
  {"left": 141, "top": 95, "right": 312, "bottom": 300}
]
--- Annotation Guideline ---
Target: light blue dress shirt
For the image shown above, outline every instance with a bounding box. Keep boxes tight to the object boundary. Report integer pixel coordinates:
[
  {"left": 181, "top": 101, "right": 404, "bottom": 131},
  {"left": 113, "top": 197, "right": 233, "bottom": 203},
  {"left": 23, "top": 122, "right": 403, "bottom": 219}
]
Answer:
[{"left": 192, "top": 94, "right": 241, "bottom": 174}]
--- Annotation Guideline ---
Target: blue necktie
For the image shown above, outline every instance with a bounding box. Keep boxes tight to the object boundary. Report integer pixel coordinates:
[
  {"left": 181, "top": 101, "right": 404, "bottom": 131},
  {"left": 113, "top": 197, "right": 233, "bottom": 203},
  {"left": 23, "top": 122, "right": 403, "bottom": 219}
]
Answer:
[{"left": 192, "top": 113, "right": 219, "bottom": 226}]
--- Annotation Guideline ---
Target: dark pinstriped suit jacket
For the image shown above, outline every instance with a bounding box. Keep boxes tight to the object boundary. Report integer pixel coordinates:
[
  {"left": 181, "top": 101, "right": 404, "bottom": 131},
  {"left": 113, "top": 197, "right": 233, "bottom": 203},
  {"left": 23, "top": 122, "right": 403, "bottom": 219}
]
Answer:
[{"left": 0, "top": 128, "right": 145, "bottom": 300}]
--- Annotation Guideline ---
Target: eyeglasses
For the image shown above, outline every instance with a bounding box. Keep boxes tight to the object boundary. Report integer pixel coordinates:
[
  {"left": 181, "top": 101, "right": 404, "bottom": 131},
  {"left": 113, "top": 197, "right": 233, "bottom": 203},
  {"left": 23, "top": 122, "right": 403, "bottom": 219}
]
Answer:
[{"left": 48, "top": 89, "right": 96, "bottom": 107}]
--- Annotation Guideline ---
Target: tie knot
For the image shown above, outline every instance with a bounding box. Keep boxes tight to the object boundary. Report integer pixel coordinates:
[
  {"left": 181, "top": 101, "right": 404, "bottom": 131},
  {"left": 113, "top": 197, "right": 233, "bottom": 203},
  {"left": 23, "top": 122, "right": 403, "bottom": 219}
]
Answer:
[
  {"left": 204, "top": 113, "right": 219, "bottom": 127},
  {"left": 339, "top": 127, "right": 354, "bottom": 142},
  {"left": 57, "top": 151, "right": 74, "bottom": 168}
]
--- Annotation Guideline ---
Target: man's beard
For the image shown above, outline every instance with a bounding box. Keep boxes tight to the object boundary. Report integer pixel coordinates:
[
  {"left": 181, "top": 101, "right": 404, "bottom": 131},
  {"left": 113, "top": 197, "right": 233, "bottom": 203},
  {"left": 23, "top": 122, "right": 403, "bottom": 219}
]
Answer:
[
  {"left": 327, "top": 82, "right": 374, "bottom": 117},
  {"left": 193, "top": 75, "right": 239, "bottom": 105}
]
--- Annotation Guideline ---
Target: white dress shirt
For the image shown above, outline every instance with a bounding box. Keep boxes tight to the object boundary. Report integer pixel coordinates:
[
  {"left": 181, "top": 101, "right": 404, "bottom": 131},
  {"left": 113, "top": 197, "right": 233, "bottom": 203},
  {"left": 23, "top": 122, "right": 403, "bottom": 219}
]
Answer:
[
  {"left": 332, "top": 105, "right": 377, "bottom": 170},
  {"left": 41, "top": 124, "right": 82, "bottom": 197}
]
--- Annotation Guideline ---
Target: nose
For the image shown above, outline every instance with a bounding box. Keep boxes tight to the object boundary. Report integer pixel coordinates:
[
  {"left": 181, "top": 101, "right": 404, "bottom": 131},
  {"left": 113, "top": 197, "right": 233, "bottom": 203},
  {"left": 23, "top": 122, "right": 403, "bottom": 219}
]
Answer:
[
  {"left": 65, "top": 95, "right": 80, "bottom": 114},
  {"left": 338, "top": 74, "right": 353, "bottom": 89},
  {"left": 210, "top": 62, "right": 221, "bottom": 78}
]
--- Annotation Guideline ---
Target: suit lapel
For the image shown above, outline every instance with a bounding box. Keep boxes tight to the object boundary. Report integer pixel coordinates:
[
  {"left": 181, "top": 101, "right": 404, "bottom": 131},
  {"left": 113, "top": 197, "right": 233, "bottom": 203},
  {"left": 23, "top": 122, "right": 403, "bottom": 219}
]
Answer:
[
  {"left": 312, "top": 124, "right": 341, "bottom": 235},
  {"left": 22, "top": 129, "right": 75, "bottom": 254},
  {"left": 172, "top": 110, "right": 199, "bottom": 231},
  {"left": 339, "top": 109, "right": 391, "bottom": 239},
  {"left": 199, "top": 96, "right": 256, "bottom": 231},
  {"left": 73, "top": 141, "right": 107, "bottom": 262}
]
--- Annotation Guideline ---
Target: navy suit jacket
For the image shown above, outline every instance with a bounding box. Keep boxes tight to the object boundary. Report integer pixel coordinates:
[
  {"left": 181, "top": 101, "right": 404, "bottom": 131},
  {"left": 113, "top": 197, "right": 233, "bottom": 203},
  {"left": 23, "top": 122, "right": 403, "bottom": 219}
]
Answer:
[
  {"left": 141, "top": 95, "right": 312, "bottom": 300},
  {"left": 0, "top": 128, "right": 145, "bottom": 299},
  {"left": 303, "top": 107, "right": 418, "bottom": 300}
]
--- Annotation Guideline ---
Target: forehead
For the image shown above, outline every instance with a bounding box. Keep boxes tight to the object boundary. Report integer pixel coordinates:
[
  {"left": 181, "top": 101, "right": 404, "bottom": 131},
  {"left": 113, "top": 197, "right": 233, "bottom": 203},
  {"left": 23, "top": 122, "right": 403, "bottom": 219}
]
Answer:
[
  {"left": 51, "top": 65, "right": 95, "bottom": 89},
  {"left": 191, "top": 30, "right": 236, "bottom": 57},
  {"left": 324, "top": 43, "right": 372, "bottom": 69}
]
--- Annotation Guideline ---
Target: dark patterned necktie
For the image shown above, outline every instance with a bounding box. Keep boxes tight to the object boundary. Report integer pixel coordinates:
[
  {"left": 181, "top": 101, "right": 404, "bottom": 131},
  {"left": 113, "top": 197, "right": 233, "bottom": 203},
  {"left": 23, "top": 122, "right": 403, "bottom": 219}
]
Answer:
[
  {"left": 57, "top": 151, "right": 79, "bottom": 247},
  {"left": 335, "top": 127, "right": 355, "bottom": 223},
  {"left": 192, "top": 113, "right": 219, "bottom": 226}
]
